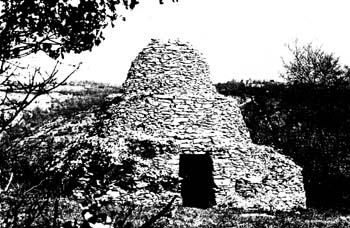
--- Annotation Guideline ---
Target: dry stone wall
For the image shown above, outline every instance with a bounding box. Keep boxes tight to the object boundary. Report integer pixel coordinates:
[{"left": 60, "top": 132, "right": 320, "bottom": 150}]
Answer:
[
  {"left": 123, "top": 39, "right": 216, "bottom": 96},
  {"left": 107, "top": 39, "right": 306, "bottom": 211}
]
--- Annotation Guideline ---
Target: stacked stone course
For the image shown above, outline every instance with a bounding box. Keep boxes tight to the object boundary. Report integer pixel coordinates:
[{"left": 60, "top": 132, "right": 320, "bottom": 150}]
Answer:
[
  {"left": 108, "top": 38, "right": 306, "bottom": 211},
  {"left": 123, "top": 39, "right": 216, "bottom": 96}
]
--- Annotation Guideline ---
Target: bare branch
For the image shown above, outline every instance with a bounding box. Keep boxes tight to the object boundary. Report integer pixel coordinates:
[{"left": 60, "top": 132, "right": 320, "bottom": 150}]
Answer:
[
  {"left": 0, "top": 172, "right": 14, "bottom": 193},
  {"left": 0, "top": 61, "right": 81, "bottom": 134},
  {"left": 24, "top": 179, "right": 47, "bottom": 195},
  {"left": 282, "top": 41, "right": 348, "bottom": 87}
]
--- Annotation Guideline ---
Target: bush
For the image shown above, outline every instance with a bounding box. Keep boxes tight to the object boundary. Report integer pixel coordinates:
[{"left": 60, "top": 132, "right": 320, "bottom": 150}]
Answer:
[
  {"left": 282, "top": 41, "right": 350, "bottom": 87},
  {"left": 216, "top": 80, "right": 350, "bottom": 208}
]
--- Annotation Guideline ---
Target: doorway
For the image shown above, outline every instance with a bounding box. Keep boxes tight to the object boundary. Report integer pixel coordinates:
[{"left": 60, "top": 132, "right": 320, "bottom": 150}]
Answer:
[{"left": 179, "top": 153, "right": 216, "bottom": 209}]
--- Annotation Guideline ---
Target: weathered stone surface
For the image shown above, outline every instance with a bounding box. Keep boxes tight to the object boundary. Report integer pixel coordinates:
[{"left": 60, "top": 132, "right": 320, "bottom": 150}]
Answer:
[{"left": 107, "top": 38, "right": 306, "bottom": 211}]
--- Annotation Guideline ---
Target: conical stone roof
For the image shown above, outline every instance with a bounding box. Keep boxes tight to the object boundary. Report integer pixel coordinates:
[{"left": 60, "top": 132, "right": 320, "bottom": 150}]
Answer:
[
  {"left": 123, "top": 39, "right": 216, "bottom": 95},
  {"left": 106, "top": 39, "right": 306, "bottom": 211}
]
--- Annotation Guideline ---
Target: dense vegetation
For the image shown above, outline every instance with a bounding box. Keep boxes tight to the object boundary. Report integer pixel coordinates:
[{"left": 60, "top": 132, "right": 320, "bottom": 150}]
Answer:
[
  {"left": 0, "top": 84, "right": 118, "bottom": 227},
  {"left": 216, "top": 80, "right": 350, "bottom": 209}
]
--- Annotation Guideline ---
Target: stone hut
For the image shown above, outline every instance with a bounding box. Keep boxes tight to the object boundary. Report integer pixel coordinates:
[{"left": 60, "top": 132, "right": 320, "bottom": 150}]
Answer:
[{"left": 108, "top": 39, "right": 306, "bottom": 211}]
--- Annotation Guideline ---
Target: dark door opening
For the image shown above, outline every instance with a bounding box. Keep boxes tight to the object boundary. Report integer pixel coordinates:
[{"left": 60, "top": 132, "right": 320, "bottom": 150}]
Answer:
[{"left": 179, "top": 153, "right": 216, "bottom": 209}]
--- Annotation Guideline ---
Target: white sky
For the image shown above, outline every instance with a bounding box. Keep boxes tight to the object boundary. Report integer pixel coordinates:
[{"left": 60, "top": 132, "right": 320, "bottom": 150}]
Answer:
[{"left": 24, "top": 0, "right": 350, "bottom": 85}]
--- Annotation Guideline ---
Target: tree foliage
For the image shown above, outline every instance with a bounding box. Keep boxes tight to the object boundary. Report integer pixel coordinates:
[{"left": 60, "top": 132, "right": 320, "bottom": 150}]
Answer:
[
  {"left": 0, "top": 0, "right": 121, "bottom": 135},
  {"left": 0, "top": 0, "right": 140, "bottom": 60},
  {"left": 282, "top": 41, "right": 350, "bottom": 87},
  {"left": 0, "top": 0, "right": 174, "bottom": 135}
]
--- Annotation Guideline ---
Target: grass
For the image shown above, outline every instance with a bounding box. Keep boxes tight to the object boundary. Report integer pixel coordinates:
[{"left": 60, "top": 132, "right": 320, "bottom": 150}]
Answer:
[
  {"left": 151, "top": 206, "right": 350, "bottom": 228},
  {"left": 4, "top": 195, "right": 348, "bottom": 228},
  {"left": 68, "top": 200, "right": 350, "bottom": 228}
]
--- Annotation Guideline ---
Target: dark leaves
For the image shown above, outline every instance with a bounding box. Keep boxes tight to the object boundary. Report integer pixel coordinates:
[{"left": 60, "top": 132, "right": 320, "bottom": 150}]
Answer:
[
  {"left": 0, "top": 0, "right": 119, "bottom": 60},
  {"left": 129, "top": 0, "right": 139, "bottom": 9}
]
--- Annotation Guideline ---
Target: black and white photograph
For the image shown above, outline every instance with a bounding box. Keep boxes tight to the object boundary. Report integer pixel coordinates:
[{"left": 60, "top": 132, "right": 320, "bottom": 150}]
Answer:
[{"left": 1, "top": 0, "right": 350, "bottom": 227}]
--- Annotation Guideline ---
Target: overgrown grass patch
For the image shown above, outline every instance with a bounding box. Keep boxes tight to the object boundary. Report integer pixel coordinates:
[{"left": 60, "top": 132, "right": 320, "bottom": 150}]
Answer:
[{"left": 150, "top": 206, "right": 350, "bottom": 228}]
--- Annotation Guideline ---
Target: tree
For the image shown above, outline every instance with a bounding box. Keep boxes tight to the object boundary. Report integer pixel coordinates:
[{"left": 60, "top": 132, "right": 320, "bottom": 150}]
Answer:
[
  {"left": 0, "top": 0, "right": 176, "bottom": 135},
  {"left": 1, "top": 0, "right": 120, "bottom": 60},
  {"left": 0, "top": 0, "right": 130, "bottom": 133},
  {"left": 281, "top": 41, "right": 350, "bottom": 87}
]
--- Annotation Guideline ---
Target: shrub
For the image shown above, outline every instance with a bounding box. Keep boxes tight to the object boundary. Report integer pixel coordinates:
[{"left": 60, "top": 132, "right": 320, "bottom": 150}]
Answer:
[
  {"left": 216, "top": 80, "right": 350, "bottom": 208},
  {"left": 281, "top": 41, "right": 350, "bottom": 87}
]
